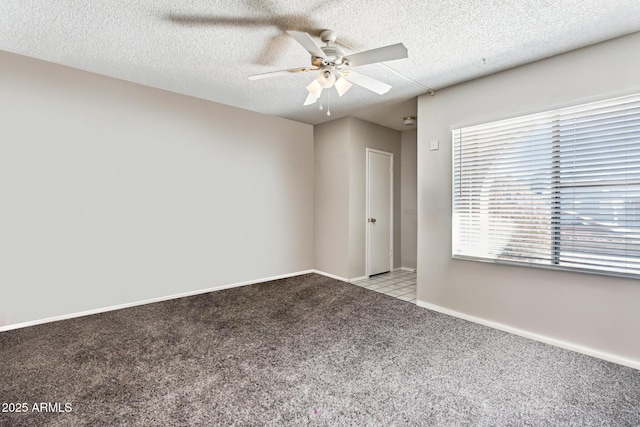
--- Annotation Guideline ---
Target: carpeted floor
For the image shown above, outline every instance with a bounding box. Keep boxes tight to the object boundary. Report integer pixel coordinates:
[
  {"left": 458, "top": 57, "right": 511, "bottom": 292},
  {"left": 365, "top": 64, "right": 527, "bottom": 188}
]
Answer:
[{"left": 1, "top": 273, "right": 639, "bottom": 426}]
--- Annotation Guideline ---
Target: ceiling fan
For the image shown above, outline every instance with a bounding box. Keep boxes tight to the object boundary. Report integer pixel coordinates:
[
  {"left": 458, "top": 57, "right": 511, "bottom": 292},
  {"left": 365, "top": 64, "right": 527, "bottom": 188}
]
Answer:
[{"left": 248, "top": 30, "right": 408, "bottom": 109}]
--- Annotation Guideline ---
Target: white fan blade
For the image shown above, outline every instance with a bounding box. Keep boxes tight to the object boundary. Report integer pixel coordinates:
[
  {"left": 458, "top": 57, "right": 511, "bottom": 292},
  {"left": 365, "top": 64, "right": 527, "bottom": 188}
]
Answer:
[
  {"left": 334, "top": 78, "right": 352, "bottom": 97},
  {"left": 248, "top": 67, "right": 317, "bottom": 80},
  {"left": 345, "top": 43, "right": 408, "bottom": 67},
  {"left": 306, "top": 79, "right": 323, "bottom": 97},
  {"left": 304, "top": 92, "right": 319, "bottom": 106},
  {"left": 287, "top": 31, "right": 326, "bottom": 58},
  {"left": 343, "top": 70, "right": 391, "bottom": 95}
]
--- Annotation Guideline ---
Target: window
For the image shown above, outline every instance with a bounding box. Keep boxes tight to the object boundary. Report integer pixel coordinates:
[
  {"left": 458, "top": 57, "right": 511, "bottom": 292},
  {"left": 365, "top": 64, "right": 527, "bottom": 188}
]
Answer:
[{"left": 452, "top": 93, "right": 640, "bottom": 278}]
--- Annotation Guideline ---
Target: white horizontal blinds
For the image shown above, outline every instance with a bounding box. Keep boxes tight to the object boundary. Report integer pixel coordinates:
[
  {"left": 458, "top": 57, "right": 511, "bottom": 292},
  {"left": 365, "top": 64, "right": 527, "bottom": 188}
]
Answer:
[
  {"left": 556, "top": 94, "right": 640, "bottom": 275},
  {"left": 452, "top": 92, "right": 640, "bottom": 277},
  {"left": 452, "top": 111, "right": 556, "bottom": 264}
]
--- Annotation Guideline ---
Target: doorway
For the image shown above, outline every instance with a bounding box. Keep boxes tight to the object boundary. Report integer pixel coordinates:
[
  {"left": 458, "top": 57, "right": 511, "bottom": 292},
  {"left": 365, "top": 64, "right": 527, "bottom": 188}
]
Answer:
[{"left": 366, "top": 148, "right": 393, "bottom": 277}]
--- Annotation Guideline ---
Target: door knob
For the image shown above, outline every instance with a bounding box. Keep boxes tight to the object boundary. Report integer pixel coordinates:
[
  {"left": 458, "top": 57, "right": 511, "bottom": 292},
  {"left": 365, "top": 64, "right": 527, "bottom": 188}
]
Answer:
[{"left": 369, "top": 218, "right": 377, "bottom": 223}]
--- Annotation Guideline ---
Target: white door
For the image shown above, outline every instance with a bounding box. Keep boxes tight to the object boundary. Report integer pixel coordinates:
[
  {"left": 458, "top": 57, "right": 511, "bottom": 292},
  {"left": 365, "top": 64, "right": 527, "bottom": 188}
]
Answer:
[{"left": 366, "top": 149, "right": 393, "bottom": 276}]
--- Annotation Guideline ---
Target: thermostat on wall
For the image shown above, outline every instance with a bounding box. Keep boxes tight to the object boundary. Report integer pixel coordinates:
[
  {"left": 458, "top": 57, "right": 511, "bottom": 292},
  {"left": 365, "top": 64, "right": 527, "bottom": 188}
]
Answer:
[{"left": 429, "top": 140, "right": 439, "bottom": 151}]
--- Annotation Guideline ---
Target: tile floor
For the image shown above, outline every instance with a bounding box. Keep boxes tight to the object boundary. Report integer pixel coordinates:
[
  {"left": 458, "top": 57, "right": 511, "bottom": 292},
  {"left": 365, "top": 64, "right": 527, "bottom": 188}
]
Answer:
[{"left": 352, "top": 269, "right": 416, "bottom": 304}]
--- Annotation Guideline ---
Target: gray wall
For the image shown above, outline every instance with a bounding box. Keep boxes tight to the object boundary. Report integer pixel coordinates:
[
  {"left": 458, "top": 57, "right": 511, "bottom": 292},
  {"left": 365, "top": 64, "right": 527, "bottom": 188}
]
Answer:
[
  {"left": 348, "top": 118, "right": 402, "bottom": 279},
  {"left": 1, "top": 51, "right": 314, "bottom": 328},
  {"left": 314, "top": 117, "right": 401, "bottom": 280},
  {"left": 313, "top": 118, "right": 351, "bottom": 279},
  {"left": 401, "top": 129, "right": 417, "bottom": 270},
  {"left": 417, "top": 32, "right": 640, "bottom": 365}
]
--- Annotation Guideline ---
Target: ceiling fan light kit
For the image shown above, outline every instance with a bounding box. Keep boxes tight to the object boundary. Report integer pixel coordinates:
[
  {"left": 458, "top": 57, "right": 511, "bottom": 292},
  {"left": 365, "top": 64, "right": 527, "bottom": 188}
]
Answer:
[
  {"left": 306, "top": 80, "right": 323, "bottom": 98},
  {"left": 334, "top": 78, "right": 352, "bottom": 97},
  {"left": 317, "top": 67, "right": 336, "bottom": 88},
  {"left": 249, "top": 29, "right": 408, "bottom": 115}
]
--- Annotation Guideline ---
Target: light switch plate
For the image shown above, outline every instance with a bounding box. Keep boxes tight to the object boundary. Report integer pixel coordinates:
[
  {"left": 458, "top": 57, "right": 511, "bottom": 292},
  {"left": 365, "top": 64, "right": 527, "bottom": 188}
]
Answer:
[{"left": 429, "top": 140, "right": 439, "bottom": 151}]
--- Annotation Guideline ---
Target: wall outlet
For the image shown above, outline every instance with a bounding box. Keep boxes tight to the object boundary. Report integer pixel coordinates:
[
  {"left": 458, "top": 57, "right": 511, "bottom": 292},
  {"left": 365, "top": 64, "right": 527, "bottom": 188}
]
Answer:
[{"left": 429, "top": 140, "right": 439, "bottom": 151}]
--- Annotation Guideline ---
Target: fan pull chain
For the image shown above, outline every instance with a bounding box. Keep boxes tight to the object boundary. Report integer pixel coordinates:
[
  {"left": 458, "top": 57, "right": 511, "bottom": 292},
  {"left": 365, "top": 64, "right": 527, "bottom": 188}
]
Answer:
[{"left": 327, "top": 90, "right": 331, "bottom": 116}]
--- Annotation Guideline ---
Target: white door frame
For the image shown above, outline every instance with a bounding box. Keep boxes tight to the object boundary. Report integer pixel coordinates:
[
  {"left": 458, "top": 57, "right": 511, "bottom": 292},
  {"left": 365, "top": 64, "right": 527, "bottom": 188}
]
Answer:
[{"left": 365, "top": 148, "right": 394, "bottom": 277}]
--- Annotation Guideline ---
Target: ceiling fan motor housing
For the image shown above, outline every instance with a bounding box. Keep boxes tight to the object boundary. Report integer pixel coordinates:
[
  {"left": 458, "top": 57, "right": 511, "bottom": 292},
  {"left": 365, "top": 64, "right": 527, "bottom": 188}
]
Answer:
[{"left": 312, "top": 45, "right": 346, "bottom": 67}]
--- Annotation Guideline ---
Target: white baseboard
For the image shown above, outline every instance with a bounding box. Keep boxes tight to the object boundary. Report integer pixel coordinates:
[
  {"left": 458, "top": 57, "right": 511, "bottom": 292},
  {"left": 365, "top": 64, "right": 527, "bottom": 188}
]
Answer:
[
  {"left": 311, "top": 270, "right": 350, "bottom": 282},
  {"left": 399, "top": 267, "right": 417, "bottom": 272},
  {"left": 349, "top": 276, "right": 368, "bottom": 283},
  {"left": 0, "top": 270, "right": 316, "bottom": 333},
  {"left": 416, "top": 299, "right": 640, "bottom": 371}
]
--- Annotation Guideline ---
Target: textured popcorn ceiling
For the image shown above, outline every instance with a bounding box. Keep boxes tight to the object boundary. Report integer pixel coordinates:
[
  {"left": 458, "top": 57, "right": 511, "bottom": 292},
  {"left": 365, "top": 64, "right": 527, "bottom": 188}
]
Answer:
[{"left": 2, "top": 0, "right": 640, "bottom": 130}]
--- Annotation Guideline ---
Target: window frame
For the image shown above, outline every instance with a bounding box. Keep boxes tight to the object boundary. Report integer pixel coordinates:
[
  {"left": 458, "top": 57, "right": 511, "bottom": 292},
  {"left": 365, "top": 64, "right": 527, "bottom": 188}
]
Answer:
[{"left": 451, "top": 92, "right": 640, "bottom": 279}]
